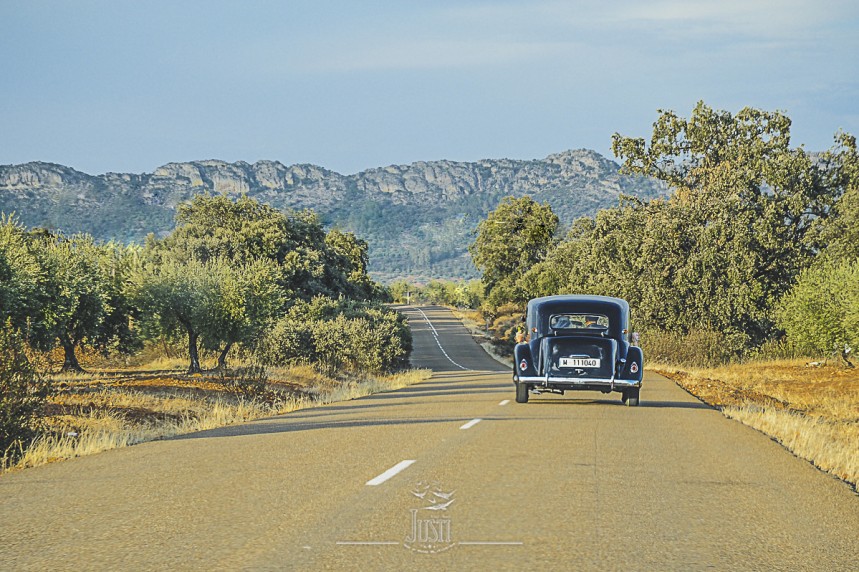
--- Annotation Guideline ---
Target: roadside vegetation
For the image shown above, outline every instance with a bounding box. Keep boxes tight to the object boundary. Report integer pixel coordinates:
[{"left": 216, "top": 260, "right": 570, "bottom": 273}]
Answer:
[
  {"left": 1, "top": 195, "right": 415, "bottom": 472},
  {"left": 464, "top": 102, "right": 859, "bottom": 489}
]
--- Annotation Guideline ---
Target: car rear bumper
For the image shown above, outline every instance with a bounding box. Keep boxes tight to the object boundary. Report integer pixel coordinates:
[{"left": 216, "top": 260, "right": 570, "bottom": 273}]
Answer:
[{"left": 516, "top": 376, "right": 641, "bottom": 389}]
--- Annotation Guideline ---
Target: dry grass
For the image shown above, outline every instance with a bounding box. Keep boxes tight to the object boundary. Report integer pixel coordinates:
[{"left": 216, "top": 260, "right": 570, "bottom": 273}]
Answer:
[
  {"left": 2, "top": 363, "right": 430, "bottom": 474},
  {"left": 723, "top": 406, "right": 859, "bottom": 485},
  {"left": 652, "top": 359, "right": 859, "bottom": 489}
]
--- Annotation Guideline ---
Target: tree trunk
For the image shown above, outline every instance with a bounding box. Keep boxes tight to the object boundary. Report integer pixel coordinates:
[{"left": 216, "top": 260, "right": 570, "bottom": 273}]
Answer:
[
  {"left": 187, "top": 330, "right": 201, "bottom": 374},
  {"left": 61, "top": 338, "right": 85, "bottom": 373},
  {"left": 217, "top": 342, "right": 233, "bottom": 371}
]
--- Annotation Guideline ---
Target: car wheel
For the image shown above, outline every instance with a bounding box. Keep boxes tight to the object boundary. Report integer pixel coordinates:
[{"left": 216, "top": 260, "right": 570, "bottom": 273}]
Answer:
[
  {"left": 625, "top": 387, "right": 640, "bottom": 407},
  {"left": 515, "top": 382, "right": 529, "bottom": 403}
]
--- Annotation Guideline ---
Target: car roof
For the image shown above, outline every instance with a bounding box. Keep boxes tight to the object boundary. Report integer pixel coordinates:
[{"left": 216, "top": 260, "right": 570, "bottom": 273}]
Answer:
[
  {"left": 527, "top": 295, "right": 629, "bottom": 315},
  {"left": 526, "top": 295, "right": 630, "bottom": 338}
]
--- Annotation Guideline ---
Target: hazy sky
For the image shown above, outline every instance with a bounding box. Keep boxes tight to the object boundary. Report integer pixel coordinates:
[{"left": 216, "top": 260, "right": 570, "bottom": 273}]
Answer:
[{"left": 2, "top": 1, "right": 857, "bottom": 175}]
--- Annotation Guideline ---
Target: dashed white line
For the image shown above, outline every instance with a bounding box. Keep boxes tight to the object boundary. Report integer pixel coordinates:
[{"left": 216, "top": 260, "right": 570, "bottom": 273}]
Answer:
[
  {"left": 415, "top": 307, "right": 471, "bottom": 371},
  {"left": 499, "top": 399, "right": 510, "bottom": 406},
  {"left": 460, "top": 418, "right": 482, "bottom": 430},
  {"left": 366, "top": 460, "right": 416, "bottom": 486}
]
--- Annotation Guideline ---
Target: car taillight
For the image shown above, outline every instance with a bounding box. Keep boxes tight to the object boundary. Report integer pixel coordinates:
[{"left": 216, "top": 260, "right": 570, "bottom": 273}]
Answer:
[
  {"left": 519, "top": 359, "right": 528, "bottom": 371},
  {"left": 630, "top": 362, "right": 639, "bottom": 374}
]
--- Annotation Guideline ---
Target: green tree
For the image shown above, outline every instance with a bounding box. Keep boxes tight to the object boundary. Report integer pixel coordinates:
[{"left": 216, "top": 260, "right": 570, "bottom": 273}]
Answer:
[
  {"left": 134, "top": 257, "right": 285, "bottom": 373},
  {"left": 604, "top": 102, "right": 840, "bottom": 343},
  {"left": 388, "top": 280, "right": 414, "bottom": 304},
  {"left": 2, "top": 224, "right": 140, "bottom": 371},
  {"left": 30, "top": 234, "right": 111, "bottom": 372},
  {"left": 198, "top": 258, "right": 285, "bottom": 369},
  {"left": 0, "top": 216, "right": 43, "bottom": 332},
  {"left": 133, "top": 258, "right": 211, "bottom": 373},
  {"left": 324, "top": 228, "right": 376, "bottom": 300},
  {"left": 149, "top": 194, "right": 311, "bottom": 265},
  {"left": 816, "top": 132, "right": 859, "bottom": 262},
  {"left": 469, "top": 196, "right": 558, "bottom": 310},
  {"left": 148, "top": 194, "right": 381, "bottom": 301},
  {"left": 91, "top": 242, "right": 143, "bottom": 357}
]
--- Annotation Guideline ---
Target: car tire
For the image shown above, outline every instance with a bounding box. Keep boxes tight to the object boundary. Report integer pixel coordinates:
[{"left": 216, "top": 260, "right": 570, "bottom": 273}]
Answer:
[
  {"left": 625, "top": 387, "right": 640, "bottom": 407},
  {"left": 515, "top": 382, "right": 529, "bottom": 403}
]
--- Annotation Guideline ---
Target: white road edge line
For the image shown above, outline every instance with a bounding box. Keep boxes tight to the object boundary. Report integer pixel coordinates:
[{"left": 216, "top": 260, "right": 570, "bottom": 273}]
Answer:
[
  {"left": 366, "top": 460, "right": 416, "bottom": 486},
  {"left": 458, "top": 541, "right": 524, "bottom": 545},
  {"left": 335, "top": 541, "right": 401, "bottom": 545},
  {"left": 499, "top": 399, "right": 510, "bottom": 406},
  {"left": 415, "top": 307, "right": 471, "bottom": 371},
  {"left": 460, "top": 418, "right": 482, "bottom": 430}
]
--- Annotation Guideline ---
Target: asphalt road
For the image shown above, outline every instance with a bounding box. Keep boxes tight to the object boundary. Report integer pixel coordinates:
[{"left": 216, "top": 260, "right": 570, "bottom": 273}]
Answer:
[{"left": 1, "top": 305, "right": 858, "bottom": 570}]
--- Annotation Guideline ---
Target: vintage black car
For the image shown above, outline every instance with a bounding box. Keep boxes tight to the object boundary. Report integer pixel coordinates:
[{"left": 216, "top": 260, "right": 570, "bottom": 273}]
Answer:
[{"left": 513, "top": 295, "right": 643, "bottom": 405}]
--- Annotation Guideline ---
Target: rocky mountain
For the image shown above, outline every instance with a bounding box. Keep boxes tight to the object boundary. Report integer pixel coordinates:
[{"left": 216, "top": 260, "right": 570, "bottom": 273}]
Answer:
[{"left": 0, "top": 150, "right": 666, "bottom": 281}]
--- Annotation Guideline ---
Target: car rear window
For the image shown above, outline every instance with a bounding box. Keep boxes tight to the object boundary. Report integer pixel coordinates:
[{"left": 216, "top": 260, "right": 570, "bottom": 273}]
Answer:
[{"left": 549, "top": 313, "right": 609, "bottom": 329}]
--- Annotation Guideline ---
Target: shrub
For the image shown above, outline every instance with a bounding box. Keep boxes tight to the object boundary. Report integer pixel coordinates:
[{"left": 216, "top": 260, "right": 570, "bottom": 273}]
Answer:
[
  {"left": 1, "top": 323, "right": 49, "bottom": 459},
  {"left": 255, "top": 297, "right": 412, "bottom": 375},
  {"left": 641, "top": 328, "right": 748, "bottom": 367},
  {"left": 776, "top": 260, "right": 859, "bottom": 356}
]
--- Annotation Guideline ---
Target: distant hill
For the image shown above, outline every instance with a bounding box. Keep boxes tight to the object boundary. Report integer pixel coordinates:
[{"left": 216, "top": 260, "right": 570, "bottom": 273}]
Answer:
[{"left": 0, "top": 150, "right": 666, "bottom": 282}]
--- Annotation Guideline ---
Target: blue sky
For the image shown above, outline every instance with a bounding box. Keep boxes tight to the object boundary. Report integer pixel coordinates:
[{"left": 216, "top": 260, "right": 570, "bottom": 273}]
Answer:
[{"left": 1, "top": 0, "right": 857, "bottom": 175}]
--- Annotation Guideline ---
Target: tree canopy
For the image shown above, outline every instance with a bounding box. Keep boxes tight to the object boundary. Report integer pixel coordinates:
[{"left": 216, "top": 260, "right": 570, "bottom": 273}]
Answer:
[
  {"left": 476, "top": 102, "right": 858, "bottom": 358},
  {"left": 469, "top": 196, "right": 558, "bottom": 310}
]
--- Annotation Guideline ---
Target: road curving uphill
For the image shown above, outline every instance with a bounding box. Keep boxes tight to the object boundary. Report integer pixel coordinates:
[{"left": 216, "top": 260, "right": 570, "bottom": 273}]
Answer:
[{"left": 1, "top": 305, "right": 857, "bottom": 570}]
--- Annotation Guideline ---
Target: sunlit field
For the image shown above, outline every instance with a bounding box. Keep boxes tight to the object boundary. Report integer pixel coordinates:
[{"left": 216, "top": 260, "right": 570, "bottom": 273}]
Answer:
[{"left": 2, "top": 350, "right": 429, "bottom": 474}]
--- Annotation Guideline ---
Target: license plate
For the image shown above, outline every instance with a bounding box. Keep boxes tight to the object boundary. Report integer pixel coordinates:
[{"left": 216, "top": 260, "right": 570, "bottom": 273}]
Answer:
[{"left": 560, "top": 357, "right": 600, "bottom": 368}]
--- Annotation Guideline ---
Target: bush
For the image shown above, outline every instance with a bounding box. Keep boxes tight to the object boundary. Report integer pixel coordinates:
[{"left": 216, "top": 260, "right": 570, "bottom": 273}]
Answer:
[
  {"left": 641, "top": 328, "right": 748, "bottom": 367},
  {"left": 255, "top": 297, "right": 412, "bottom": 375},
  {"left": 1, "top": 323, "right": 49, "bottom": 458},
  {"left": 777, "top": 260, "right": 859, "bottom": 356}
]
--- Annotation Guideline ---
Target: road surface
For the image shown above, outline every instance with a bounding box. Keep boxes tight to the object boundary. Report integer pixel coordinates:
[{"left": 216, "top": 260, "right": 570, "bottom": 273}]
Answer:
[{"left": 1, "top": 305, "right": 857, "bottom": 570}]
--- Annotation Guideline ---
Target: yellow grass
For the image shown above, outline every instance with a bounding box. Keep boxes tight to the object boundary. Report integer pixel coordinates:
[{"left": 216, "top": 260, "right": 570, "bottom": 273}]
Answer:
[
  {"left": 723, "top": 405, "right": 859, "bottom": 485},
  {"left": 652, "top": 359, "right": 859, "bottom": 489},
  {"left": 2, "top": 365, "right": 431, "bottom": 474}
]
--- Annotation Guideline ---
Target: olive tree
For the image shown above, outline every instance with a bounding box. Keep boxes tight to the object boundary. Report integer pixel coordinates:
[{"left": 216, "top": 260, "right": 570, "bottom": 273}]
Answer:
[
  {"left": 133, "top": 258, "right": 211, "bottom": 373},
  {"left": 31, "top": 234, "right": 111, "bottom": 372},
  {"left": 198, "top": 258, "right": 285, "bottom": 369},
  {"left": 135, "top": 257, "right": 284, "bottom": 373}
]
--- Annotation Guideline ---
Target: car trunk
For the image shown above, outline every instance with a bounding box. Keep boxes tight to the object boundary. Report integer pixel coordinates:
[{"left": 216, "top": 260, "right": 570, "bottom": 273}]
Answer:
[{"left": 540, "top": 336, "right": 618, "bottom": 379}]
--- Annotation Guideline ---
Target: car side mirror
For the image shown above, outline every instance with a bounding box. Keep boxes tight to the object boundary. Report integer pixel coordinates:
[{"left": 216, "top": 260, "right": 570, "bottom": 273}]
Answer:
[{"left": 631, "top": 332, "right": 640, "bottom": 346}]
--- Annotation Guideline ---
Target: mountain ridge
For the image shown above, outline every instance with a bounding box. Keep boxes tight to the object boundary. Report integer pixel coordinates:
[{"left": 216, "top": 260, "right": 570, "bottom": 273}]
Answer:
[{"left": 0, "top": 149, "right": 667, "bottom": 281}]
